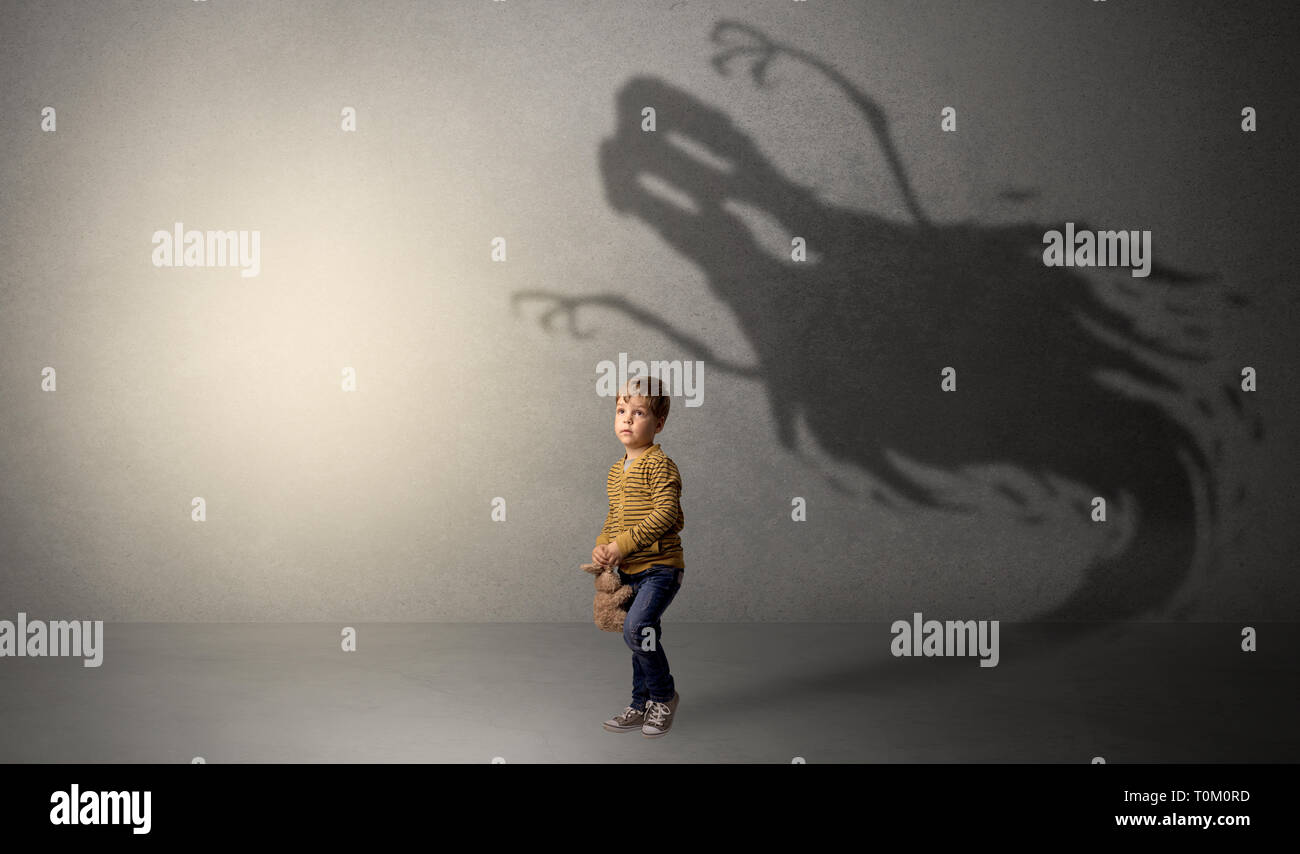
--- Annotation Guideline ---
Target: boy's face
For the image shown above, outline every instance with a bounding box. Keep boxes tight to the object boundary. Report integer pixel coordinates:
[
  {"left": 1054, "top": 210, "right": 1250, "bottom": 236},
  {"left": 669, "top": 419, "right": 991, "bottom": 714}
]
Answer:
[{"left": 615, "top": 394, "right": 663, "bottom": 451}]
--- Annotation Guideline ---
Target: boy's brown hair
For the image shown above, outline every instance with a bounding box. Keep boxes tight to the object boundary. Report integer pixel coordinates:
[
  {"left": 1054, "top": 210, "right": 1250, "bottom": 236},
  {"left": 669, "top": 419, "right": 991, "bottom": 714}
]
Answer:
[{"left": 617, "top": 374, "right": 671, "bottom": 424}]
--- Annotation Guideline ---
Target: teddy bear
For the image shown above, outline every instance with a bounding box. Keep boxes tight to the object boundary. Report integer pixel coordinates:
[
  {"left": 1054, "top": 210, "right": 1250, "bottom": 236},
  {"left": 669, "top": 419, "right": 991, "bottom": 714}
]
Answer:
[{"left": 581, "top": 562, "right": 635, "bottom": 632}]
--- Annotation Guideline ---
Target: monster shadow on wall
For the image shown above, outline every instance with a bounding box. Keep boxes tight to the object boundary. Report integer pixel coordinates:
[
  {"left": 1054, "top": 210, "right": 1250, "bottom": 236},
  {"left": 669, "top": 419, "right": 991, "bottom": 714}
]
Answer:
[{"left": 514, "top": 21, "right": 1262, "bottom": 654}]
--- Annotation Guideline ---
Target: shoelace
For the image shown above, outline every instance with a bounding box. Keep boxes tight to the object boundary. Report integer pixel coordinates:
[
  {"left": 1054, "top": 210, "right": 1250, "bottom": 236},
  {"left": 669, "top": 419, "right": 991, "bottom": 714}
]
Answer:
[{"left": 644, "top": 701, "right": 670, "bottom": 727}]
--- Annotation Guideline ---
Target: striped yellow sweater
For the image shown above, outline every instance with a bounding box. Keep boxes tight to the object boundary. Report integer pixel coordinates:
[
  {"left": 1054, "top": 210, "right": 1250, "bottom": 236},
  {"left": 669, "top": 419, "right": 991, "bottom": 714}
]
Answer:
[{"left": 595, "top": 443, "right": 685, "bottom": 575}]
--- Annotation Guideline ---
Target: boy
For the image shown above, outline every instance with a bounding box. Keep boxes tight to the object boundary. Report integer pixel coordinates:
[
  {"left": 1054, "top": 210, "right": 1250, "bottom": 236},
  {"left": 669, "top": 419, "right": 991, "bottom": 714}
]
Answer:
[{"left": 593, "top": 374, "right": 685, "bottom": 737}]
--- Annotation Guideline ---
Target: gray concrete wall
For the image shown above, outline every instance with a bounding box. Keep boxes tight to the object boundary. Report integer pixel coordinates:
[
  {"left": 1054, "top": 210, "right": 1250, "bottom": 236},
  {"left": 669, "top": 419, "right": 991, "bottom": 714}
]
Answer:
[{"left": 1, "top": 0, "right": 1294, "bottom": 622}]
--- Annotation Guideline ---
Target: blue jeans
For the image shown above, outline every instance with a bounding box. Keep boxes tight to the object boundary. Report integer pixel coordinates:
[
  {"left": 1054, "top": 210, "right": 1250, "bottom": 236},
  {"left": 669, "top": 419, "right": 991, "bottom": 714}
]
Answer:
[{"left": 618, "top": 563, "right": 683, "bottom": 709}]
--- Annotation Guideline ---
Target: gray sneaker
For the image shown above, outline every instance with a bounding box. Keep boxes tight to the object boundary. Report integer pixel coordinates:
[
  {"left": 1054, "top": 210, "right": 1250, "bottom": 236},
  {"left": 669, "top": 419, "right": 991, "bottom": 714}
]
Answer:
[
  {"left": 641, "top": 691, "right": 679, "bottom": 738},
  {"left": 602, "top": 705, "right": 646, "bottom": 733}
]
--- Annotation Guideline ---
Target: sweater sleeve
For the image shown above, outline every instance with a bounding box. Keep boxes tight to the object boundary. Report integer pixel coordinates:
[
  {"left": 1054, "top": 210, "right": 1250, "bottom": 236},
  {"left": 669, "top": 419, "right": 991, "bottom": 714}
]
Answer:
[
  {"left": 596, "top": 466, "right": 616, "bottom": 547},
  {"left": 614, "top": 459, "right": 681, "bottom": 557},
  {"left": 595, "top": 504, "right": 615, "bottom": 547}
]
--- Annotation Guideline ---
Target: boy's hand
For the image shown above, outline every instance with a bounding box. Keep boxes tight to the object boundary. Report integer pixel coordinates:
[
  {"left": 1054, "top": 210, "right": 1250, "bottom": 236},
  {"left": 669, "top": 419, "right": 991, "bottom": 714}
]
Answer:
[{"left": 593, "top": 542, "right": 622, "bottom": 567}]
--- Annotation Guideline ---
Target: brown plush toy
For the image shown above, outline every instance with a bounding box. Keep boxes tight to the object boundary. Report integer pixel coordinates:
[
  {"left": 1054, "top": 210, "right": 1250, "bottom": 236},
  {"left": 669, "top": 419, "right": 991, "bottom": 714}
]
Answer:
[{"left": 581, "top": 562, "right": 635, "bottom": 633}]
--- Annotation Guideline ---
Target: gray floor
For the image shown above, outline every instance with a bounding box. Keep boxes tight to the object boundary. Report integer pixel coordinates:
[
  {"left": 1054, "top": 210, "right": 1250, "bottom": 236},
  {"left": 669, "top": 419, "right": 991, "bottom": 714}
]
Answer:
[{"left": 1, "top": 622, "right": 1295, "bottom": 763}]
